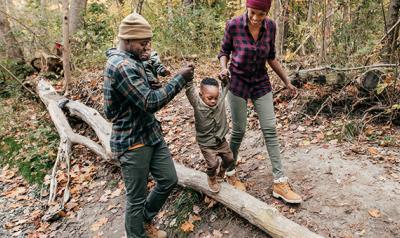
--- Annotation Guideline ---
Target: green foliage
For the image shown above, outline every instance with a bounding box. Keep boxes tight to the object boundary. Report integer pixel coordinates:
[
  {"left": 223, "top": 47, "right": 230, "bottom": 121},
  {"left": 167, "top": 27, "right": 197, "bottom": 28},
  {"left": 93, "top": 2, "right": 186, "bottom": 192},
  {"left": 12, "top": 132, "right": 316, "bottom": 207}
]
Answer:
[
  {"left": 71, "top": 2, "right": 116, "bottom": 68},
  {"left": 144, "top": 2, "right": 229, "bottom": 57},
  {"left": 329, "top": 0, "right": 382, "bottom": 64},
  {"left": 0, "top": 59, "right": 35, "bottom": 82},
  {"left": 0, "top": 79, "right": 58, "bottom": 184},
  {"left": 167, "top": 189, "right": 202, "bottom": 236}
]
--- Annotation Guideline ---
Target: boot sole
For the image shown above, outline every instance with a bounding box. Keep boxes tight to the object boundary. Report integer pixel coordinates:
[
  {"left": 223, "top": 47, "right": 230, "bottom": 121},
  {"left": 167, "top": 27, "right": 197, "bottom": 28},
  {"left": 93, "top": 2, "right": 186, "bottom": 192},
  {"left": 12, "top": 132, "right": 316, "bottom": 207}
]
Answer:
[{"left": 272, "top": 191, "right": 302, "bottom": 204}]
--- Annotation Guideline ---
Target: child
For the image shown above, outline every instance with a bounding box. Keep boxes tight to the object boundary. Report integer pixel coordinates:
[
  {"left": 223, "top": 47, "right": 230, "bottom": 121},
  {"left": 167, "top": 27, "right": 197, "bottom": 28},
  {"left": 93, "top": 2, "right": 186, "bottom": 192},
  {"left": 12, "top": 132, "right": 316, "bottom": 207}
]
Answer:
[
  {"left": 141, "top": 50, "right": 170, "bottom": 89},
  {"left": 185, "top": 77, "right": 235, "bottom": 193}
]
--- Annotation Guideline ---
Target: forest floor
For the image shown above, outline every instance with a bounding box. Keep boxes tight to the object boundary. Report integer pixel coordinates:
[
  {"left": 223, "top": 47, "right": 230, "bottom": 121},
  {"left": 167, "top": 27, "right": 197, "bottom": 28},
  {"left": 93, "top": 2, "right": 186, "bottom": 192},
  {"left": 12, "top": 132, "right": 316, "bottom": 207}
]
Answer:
[{"left": 1, "top": 60, "right": 400, "bottom": 238}]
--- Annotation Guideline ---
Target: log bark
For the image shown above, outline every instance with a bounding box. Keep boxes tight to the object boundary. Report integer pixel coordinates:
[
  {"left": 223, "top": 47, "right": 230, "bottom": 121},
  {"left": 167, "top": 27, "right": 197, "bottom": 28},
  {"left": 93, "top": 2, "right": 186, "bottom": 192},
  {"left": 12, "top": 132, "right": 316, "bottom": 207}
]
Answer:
[{"left": 37, "top": 79, "right": 323, "bottom": 238}]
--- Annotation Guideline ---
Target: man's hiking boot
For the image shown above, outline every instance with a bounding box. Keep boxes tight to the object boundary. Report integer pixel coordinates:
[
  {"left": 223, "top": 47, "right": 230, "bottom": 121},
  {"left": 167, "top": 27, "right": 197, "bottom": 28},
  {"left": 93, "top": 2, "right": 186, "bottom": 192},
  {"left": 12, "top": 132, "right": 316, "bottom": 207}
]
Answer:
[
  {"left": 207, "top": 176, "right": 220, "bottom": 193},
  {"left": 144, "top": 223, "right": 167, "bottom": 238},
  {"left": 272, "top": 181, "right": 302, "bottom": 204}
]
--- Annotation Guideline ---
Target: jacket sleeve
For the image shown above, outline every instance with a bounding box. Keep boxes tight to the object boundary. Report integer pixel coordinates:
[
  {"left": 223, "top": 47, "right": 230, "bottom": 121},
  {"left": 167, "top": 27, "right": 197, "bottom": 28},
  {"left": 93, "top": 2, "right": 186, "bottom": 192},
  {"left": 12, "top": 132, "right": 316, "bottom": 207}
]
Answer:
[{"left": 115, "top": 62, "right": 186, "bottom": 113}]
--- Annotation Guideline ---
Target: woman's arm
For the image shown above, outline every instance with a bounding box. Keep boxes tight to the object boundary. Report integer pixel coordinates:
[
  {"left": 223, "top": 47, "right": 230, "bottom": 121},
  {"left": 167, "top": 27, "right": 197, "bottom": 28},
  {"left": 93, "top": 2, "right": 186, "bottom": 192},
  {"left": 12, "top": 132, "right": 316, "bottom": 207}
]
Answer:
[{"left": 267, "top": 59, "right": 297, "bottom": 95}]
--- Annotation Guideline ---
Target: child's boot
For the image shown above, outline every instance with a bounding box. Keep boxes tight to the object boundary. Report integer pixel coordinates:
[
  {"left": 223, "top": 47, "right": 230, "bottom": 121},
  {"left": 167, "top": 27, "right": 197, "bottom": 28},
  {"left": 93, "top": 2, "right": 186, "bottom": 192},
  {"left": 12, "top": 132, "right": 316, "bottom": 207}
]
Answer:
[
  {"left": 272, "top": 178, "right": 302, "bottom": 204},
  {"left": 207, "top": 176, "right": 220, "bottom": 193}
]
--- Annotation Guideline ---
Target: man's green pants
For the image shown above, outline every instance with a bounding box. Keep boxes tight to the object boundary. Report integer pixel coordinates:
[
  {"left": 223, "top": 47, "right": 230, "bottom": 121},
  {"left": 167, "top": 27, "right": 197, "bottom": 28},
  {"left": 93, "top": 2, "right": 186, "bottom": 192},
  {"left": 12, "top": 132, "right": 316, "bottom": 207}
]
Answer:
[{"left": 118, "top": 139, "right": 178, "bottom": 237}]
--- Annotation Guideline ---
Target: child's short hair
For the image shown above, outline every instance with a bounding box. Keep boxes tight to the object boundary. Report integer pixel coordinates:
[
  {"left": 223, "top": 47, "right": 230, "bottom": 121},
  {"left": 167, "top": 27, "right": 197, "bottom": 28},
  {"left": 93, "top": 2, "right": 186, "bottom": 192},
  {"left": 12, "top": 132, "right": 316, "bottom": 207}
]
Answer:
[{"left": 201, "top": 77, "right": 219, "bottom": 87}]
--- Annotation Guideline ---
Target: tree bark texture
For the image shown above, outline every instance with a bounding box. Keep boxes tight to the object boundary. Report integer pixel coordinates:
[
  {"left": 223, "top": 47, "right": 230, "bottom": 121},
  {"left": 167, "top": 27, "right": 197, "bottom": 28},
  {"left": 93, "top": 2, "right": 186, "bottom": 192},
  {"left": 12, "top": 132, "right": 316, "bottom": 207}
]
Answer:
[
  {"left": 0, "top": 0, "right": 24, "bottom": 61},
  {"left": 385, "top": 0, "right": 400, "bottom": 63},
  {"left": 62, "top": 0, "right": 72, "bottom": 93},
  {"left": 68, "top": 0, "right": 87, "bottom": 35}
]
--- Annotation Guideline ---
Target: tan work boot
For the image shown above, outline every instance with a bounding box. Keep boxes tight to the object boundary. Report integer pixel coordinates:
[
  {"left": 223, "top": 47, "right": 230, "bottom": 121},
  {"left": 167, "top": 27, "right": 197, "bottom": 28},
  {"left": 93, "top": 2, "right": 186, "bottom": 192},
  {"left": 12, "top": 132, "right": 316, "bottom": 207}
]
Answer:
[
  {"left": 272, "top": 180, "right": 302, "bottom": 204},
  {"left": 207, "top": 176, "right": 220, "bottom": 193},
  {"left": 144, "top": 223, "right": 167, "bottom": 238}
]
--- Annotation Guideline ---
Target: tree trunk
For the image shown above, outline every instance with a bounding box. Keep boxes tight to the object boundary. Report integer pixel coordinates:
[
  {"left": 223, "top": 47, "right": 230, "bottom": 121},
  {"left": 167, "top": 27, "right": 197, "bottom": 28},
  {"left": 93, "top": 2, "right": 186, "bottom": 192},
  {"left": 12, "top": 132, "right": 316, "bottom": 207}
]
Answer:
[
  {"left": 37, "top": 79, "right": 323, "bottom": 238},
  {"left": 62, "top": 0, "right": 72, "bottom": 94},
  {"left": 0, "top": 0, "right": 24, "bottom": 61},
  {"left": 68, "top": 0, "right": 87, "bottom": 35},
  {"left": 385, "top": 0, "right": 400, "bottom": 63},
  {"left": 40, "top": 0, "right": 47, "bottom": 18},
  {"left": 319, "top": 0, "right": 327, "bottom": 63},
  {"left": 136, "top": 0, "right": 145, "bottom": 15},
  {"left": 274, "top": 0, "right": 282, "bottom": 57}
]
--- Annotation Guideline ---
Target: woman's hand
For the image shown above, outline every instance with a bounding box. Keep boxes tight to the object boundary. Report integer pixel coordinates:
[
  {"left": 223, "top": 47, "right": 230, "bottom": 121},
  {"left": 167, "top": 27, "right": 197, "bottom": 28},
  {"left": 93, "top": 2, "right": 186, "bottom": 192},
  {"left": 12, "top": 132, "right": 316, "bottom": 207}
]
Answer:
[
  {"left": 285, "top": 82, "right": 297, "bottom": 96},
  {"left": 219, "top": 68, "right": 230, "bottom": 81}
]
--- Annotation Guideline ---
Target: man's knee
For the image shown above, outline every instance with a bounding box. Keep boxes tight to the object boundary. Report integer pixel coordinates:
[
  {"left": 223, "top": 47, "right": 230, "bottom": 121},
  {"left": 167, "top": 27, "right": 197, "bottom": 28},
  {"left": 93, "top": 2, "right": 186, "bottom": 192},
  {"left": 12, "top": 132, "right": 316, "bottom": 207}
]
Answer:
[{"left": 163, "top": 172, "right": 178, "bottom": 191}]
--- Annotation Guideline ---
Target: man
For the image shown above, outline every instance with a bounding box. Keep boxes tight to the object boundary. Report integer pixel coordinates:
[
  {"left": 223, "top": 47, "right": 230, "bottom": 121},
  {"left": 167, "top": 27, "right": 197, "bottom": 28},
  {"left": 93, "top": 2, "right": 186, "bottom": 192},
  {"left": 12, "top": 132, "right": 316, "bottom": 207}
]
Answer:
[{"left": 103, "top": 13, "right": 194, "bottom": 238}]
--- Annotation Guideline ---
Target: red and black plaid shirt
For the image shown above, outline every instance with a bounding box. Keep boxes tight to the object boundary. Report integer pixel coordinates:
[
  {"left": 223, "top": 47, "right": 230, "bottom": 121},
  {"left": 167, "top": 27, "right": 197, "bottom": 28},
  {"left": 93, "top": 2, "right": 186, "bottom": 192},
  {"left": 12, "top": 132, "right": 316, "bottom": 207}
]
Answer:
[{"left": 218, "top": 13, "right": 276, "bottom": 100}]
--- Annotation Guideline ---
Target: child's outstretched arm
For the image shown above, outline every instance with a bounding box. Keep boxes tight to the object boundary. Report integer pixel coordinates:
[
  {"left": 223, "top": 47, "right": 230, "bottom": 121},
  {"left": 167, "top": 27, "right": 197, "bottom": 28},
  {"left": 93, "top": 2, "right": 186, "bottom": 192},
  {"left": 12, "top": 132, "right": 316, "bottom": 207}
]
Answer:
[
  {"left": 219, "top": 75, "right": 230, "bottom": 100},
  {"left": 185, "top": 81, "right": 198, "bottom": 108}
]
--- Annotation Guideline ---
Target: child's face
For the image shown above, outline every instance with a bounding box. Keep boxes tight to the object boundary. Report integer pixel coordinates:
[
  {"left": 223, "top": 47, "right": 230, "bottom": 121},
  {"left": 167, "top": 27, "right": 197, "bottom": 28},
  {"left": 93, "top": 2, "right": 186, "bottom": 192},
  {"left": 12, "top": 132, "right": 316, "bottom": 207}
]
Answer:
[{"left": 200, "top": 85, "right": 219, "bottom": 107}]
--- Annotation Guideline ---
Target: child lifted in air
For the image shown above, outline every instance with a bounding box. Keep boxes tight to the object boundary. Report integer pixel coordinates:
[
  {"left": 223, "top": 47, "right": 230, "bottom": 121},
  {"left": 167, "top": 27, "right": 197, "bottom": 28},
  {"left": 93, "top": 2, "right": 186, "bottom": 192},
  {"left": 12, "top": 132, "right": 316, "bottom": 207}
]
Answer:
[{"left": 185, "top": 77, "right": 235, "bottom": 193}]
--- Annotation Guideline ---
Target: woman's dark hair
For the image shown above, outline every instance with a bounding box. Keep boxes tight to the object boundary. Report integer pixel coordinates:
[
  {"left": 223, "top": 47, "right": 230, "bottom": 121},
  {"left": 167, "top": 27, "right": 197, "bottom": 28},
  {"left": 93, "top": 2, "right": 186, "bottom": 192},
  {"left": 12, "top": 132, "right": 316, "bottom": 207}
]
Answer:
[{"left": 201, "top": 77, "right": 219, "bottom": 87}]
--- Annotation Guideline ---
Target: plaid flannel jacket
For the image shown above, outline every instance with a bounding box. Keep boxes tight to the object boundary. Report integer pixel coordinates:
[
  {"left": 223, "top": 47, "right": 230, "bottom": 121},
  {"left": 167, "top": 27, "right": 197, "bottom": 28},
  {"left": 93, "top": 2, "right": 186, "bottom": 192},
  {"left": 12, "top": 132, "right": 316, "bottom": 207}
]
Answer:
[
  {"left": 218, "top": 13, "right": 276, "bottom": 100},
  {"left": 103, "top": 48, "right": 186, "bottom": 158}
]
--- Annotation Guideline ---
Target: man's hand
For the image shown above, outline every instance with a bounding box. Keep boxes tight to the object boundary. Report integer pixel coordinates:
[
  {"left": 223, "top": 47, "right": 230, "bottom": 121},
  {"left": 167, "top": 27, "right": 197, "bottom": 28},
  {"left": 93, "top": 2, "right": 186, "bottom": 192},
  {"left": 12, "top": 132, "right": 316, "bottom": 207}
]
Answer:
[
  {"left": 149, "top": 80, "right": 162, "bottom": 89},
  {"left": 160, "top": 68, "right": 171, "bottom": 77},
  {"left": 178, "top": 64, "right": 195, "bottom": 82}
]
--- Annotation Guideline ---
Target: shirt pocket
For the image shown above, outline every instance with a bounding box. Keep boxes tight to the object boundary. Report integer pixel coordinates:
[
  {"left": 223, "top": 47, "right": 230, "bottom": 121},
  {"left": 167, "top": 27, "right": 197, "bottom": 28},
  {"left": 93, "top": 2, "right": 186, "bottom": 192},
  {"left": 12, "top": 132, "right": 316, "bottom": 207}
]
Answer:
[{"left": 258, "top": 40, "right": 271, "bottom": 60}]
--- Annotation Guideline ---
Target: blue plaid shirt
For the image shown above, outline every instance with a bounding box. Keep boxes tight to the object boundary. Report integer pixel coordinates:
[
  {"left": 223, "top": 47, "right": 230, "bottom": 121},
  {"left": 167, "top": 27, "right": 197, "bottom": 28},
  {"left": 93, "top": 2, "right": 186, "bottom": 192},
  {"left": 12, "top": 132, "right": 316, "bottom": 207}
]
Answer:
[{"left": 103, "top": 48, "right": 186, "bottom": 158}]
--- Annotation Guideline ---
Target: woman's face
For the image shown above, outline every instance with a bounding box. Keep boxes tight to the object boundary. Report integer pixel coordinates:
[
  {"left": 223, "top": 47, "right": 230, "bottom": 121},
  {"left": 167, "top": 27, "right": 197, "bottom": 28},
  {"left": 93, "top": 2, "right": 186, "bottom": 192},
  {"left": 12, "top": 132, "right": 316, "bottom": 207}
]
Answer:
[{"left": 247, "top": 8, "right": 267, "bottom": 27}]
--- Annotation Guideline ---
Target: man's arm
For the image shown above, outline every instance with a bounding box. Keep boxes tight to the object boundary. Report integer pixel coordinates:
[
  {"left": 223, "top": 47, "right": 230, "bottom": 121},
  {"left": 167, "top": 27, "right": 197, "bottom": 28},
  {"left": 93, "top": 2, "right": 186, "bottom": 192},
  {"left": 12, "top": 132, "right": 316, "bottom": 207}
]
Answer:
[{"left": 115, "top": 63, "right": 191, "bottom": 113}]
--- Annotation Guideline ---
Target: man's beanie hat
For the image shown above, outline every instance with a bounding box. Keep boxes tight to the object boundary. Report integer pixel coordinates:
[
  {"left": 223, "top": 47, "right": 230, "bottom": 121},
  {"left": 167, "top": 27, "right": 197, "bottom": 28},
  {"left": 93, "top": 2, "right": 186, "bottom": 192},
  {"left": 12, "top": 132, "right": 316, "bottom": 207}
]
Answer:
[
  {"left": 118, "top": 13, "right": 153, "bottom": 40},
  {"left": 246, "top": 0, "right": 272, "bottom": 12}
]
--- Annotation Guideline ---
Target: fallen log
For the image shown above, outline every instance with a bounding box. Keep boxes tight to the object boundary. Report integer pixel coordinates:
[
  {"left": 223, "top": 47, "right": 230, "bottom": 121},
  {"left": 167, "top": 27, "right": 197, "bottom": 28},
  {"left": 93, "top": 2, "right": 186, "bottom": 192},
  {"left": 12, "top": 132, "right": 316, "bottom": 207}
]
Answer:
[
  {"left": 37, "top": 78, "right": 323, "bottom": 238},
  {"left": 290, "top": 65, "right": 395, "bottom": 91}
]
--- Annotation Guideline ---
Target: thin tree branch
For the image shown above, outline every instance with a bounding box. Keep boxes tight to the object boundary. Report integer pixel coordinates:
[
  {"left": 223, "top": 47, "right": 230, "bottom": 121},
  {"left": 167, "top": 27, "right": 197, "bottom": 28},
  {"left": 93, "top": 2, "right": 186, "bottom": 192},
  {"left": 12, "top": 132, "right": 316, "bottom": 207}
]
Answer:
[
  {"left": 0, "top": 62, "right": 37, "bottom": 97},
  {"left": 380, "top": 17, "right": 400, "bottom": 42}
]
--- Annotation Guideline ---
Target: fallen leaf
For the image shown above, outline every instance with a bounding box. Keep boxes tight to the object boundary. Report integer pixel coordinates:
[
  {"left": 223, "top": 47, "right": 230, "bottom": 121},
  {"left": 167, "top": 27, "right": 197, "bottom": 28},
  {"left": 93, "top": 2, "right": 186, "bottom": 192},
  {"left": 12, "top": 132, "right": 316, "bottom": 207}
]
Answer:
[
  {"left": 254, "top": 154, "right": 265, "bottom": 160},
  {"left": 368, "top": 208, "right": 381, "bottom": 218},
  {"left": 189, "top": 214, "right": 201, "bottom": 222},
  {"left": 99, "top": 194, "right": 109, "bottom": 202},
  {"left": 233, "top": 180, "right": 246, "bottom": 191},
  {"left": 180, "top": 220, "right": 194, "bottom": 233},
  {"left": 110, "top": 188, "right": 122, "bottom": 198},
  {"left": 193, "top": 205, "right": 201, "bottom": 214},
  {"left": 212, "top": 229, "right": 223, "bottom": 238},
  {"left": 204, "top": 196, "right": 218, "bottom": 208},
  {"left": 90, "top": 217, "right": 108, "bottom": 231},
  {"left": 3, "top": 186, "right": 27, "bottom": 197},
  {"left": 367, "top": 147, "right": 378, "bottom": 156}
]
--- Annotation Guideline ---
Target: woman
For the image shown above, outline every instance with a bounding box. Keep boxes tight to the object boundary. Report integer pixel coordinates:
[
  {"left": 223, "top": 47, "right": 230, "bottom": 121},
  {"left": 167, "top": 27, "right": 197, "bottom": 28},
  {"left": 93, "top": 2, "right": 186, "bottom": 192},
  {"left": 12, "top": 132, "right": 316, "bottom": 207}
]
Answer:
[{"left": 218, "top": 0, "right": 302, "bottom": 204}]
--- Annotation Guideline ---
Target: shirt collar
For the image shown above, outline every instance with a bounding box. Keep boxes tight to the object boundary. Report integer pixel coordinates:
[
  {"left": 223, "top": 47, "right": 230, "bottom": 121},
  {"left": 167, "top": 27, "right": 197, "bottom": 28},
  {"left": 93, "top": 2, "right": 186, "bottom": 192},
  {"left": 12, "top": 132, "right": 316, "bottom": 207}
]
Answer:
[{"left": 118, "top": 49, "right": 141, "bottom": 61}]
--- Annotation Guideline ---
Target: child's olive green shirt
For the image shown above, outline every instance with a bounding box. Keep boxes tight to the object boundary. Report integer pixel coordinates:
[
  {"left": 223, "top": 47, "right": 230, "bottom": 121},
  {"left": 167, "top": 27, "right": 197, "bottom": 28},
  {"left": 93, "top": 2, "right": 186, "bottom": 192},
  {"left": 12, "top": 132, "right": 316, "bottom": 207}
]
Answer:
[{"left": 185, "top": 82, "right": 229, "bottom": 147}]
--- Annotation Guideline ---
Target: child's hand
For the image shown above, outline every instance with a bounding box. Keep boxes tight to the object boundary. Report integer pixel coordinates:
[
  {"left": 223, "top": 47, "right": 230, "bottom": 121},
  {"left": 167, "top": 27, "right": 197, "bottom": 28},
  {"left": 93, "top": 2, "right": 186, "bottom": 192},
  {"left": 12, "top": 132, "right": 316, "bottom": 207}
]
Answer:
[
  {"left": 218, "top": 74, "right": 229, "bottom": 85},
  {"left": 219, "top": 68, "right": 230, "bottom": 81},
  {"left": 160, "top": 68, "right": 171, "bottom": 77}
]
